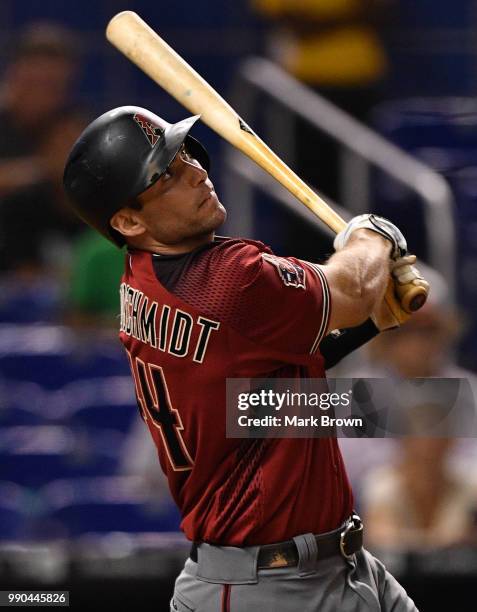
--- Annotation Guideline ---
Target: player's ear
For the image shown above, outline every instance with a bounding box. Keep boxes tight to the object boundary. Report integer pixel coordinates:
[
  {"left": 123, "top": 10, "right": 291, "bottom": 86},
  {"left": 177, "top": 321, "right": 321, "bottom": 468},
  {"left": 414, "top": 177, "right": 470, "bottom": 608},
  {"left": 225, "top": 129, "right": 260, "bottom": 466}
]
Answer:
[{"left": 110, "top": 208, "right": 147, "bottom": 238}]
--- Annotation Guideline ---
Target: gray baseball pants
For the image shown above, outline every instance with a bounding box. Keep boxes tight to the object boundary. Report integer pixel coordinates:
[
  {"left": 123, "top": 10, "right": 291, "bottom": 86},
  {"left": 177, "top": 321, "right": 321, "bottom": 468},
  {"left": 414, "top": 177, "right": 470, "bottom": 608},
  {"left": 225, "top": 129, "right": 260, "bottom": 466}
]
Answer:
[{"left": 170, "top": 534, "right": 419, "bottom": 611}]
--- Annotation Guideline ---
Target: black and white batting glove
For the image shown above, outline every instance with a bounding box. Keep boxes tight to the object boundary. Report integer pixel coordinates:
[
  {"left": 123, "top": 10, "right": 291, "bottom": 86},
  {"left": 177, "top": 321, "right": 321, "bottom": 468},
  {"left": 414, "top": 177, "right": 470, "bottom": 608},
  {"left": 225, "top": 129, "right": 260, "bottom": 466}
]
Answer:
[{"left": 334, "top": 214, "right": 407, "bottom": 260}]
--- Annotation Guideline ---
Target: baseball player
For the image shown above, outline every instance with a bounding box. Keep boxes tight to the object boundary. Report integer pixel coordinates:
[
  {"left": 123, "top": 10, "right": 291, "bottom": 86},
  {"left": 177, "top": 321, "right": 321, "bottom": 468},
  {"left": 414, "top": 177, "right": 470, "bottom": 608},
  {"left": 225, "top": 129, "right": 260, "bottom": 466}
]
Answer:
[{"left": 63, "top": 106, "right": 427, "bottom": 612}]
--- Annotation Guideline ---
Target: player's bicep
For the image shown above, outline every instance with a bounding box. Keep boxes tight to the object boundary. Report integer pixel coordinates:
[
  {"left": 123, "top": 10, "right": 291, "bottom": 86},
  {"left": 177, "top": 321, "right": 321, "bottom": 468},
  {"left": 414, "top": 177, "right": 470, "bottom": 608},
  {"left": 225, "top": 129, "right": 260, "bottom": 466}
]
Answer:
[{"left": 241, "top": 254, "right": 331, "bottom": 355}]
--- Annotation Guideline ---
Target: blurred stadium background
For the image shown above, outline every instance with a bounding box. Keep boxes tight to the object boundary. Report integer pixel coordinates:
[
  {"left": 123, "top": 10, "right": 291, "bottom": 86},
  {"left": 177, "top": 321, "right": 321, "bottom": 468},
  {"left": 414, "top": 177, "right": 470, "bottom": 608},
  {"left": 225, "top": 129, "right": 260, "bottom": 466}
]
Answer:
[{"left": 1, "top": 1, "right": 477, "bottom": 609}]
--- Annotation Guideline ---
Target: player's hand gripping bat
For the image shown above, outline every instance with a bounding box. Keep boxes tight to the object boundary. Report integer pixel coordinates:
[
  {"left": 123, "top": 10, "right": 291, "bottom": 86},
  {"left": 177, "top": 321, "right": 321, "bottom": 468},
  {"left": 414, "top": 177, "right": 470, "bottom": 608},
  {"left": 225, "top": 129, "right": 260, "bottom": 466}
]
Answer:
[{"left": 106, "top": 11, "right": 428, "bottom": 314}]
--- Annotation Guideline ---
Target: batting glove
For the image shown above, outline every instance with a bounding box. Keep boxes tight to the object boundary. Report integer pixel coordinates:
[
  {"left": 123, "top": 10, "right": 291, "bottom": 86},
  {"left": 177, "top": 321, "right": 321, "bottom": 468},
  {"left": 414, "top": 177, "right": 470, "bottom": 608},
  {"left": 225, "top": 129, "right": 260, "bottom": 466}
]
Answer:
[
  {"left": 334, "top": 214, "right": 407, "bottom": 260},
  {"left": 372, "top": 255, "right": 430, "bottom": 330}
]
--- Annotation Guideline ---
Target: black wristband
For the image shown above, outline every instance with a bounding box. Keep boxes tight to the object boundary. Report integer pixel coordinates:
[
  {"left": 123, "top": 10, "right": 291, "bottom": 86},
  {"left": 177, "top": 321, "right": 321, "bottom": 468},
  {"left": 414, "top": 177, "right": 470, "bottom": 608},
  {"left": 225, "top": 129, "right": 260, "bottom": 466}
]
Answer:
[{"left": 320, "top": 318, "right": 380, "bottom": 370}]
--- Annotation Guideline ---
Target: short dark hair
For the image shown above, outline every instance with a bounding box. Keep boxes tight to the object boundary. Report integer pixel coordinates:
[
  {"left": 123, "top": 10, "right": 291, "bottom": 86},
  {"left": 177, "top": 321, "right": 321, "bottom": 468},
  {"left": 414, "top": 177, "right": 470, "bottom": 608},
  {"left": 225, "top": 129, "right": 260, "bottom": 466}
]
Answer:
[{"left": 126, "top": 196, "right": 143, "bottom": 211}]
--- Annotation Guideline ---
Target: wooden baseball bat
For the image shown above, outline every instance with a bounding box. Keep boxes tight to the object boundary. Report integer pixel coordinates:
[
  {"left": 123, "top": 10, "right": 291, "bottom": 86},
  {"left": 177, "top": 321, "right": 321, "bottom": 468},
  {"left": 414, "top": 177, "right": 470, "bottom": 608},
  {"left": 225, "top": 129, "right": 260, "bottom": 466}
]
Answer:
[{"left": 106, "top": 10, "right": 427, "bottom": 314}]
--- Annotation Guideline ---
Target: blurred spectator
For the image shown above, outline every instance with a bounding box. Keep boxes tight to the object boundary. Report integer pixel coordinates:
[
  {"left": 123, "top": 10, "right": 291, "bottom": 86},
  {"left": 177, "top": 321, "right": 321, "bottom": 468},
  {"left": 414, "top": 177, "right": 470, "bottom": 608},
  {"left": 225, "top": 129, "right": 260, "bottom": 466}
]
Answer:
[
  {"left": 67, "top": 230, "right": 125, "bottom": 328},
  {"left": 333, "top": 267, "right": 466, "bottom": 380},
  {"left": 362, "top": 436, "right": 477, "bottom": 550},
  {"left": 366, "top": 301, "right": 462, "bottom": 380},
  {"left": 0, "top": 111, "right": 87, "bottom": 276},
  {"left": 357, "top": 287, "right": 477, "bottom": 550},
  {"left": 0, "top": 22, "right": 80, "bottom": 198},
  {"left": 252, "top": 0, "right": 391, "bottom": 199},
  {"left": 120, "top": 417, "right": 174, "bottom": 514},
  {"left": 334, "top": 268, "right": 477, "bottom": 550}
]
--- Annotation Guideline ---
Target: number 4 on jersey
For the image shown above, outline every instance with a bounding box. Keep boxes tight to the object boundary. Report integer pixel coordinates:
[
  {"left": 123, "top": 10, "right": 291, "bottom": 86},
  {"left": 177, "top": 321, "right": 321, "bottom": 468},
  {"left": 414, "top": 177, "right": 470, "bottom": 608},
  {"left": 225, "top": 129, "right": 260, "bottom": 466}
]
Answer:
[{"left": 128, "top": 354, "right": 194, "bottom": 471}]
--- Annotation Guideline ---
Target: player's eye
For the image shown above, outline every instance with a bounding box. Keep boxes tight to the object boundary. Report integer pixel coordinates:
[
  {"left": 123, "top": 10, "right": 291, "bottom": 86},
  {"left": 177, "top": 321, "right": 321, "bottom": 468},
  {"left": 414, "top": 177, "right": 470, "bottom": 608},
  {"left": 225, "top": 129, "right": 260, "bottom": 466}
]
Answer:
[
  {"left": 162, "top": 146, "right": 193, "bottom": 182},
  {"left": 179, "top": 145, "right": 193, "bottom": 162}
]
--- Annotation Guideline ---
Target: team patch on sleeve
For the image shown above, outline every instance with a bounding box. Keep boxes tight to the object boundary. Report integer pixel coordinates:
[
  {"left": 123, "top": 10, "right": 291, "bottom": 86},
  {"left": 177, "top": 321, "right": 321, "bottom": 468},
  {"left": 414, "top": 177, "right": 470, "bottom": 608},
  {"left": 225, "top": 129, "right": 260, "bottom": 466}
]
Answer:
[{"left": 261, "top": 253, "right": 306, "bottom": 289}]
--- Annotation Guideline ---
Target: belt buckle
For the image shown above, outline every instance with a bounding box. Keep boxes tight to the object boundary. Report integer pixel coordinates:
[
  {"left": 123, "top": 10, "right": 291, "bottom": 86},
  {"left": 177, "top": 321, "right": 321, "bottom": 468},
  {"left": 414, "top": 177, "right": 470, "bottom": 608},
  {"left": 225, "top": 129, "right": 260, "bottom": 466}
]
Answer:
[{"left": 339, "top": 514, "right": 362, "bottom": 560}]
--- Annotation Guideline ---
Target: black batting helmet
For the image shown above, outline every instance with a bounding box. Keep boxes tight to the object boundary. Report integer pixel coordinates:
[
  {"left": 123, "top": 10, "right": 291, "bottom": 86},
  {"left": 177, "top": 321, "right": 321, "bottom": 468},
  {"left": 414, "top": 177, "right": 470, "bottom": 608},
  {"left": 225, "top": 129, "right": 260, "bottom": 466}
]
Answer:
[{"left": 63, "top": 105, "right": 210, "bottom": 246}]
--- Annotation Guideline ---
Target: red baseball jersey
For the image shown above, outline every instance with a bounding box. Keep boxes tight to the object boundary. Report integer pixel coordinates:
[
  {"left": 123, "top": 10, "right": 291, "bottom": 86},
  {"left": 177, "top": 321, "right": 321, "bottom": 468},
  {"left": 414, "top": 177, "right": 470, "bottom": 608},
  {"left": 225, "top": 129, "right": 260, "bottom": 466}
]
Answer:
[{"left": 119, "top": 237, "right": 353, "bottom": 545}]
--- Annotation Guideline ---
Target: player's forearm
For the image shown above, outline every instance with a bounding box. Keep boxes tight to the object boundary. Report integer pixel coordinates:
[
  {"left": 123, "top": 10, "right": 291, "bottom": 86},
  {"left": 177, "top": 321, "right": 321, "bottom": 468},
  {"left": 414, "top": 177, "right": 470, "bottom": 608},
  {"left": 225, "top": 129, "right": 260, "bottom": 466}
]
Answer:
[
  {"left": 344, "top": 229, "right": 391, "bottom": 303},
  {"left": 323, "top": 230, "right": 391, "bottom": 329}
]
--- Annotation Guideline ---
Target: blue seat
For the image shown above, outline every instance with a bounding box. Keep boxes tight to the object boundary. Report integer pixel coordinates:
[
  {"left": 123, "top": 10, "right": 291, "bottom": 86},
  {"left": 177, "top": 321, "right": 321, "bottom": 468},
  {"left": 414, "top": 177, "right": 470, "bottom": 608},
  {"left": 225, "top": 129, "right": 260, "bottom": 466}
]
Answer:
[
  {"left": 0, "top": 380, "right": 48, "bottom": 426},
  {"left": 0, "top": 506, "right": 25, "bottom": 540},
  {"left": 0, "top": 277, "right": 61, "bottom": 323},
  {"left": 0, "top": 481, "right": 30, "bottom": 540},
  {"left": 371, "top": 98, "right": 477, "bottom": 260},
  {"left": 0, "top": 426, "right": 121, "bottom": 487},
  {"left": 42, "top": 476, "right": 181, "bottom": 537},
  {"left": 0, "top": 325, "right": 130, "bottom": 389},
  {"left": 0, "top": 405, "right": 45, "bottom": 427},
  {"left": 62, "top": 376, "right": 137, "bottom": 432},
  {"left": 373, "top": 98, "right": 477, "bottom": 151},
  {"left": 445, "top": 167, "right": 477, "bottom": 368},
  {"left": 69, "top": 403, "right": 137, "bottom": 433}
]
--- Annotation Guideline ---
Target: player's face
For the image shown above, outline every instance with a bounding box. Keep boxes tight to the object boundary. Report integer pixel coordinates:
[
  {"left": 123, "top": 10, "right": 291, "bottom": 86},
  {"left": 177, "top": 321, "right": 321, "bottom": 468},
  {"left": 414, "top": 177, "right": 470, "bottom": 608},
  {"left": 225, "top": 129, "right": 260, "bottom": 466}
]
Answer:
[{"left": 134, "top": 145, "right": 226, "bottom": 245}]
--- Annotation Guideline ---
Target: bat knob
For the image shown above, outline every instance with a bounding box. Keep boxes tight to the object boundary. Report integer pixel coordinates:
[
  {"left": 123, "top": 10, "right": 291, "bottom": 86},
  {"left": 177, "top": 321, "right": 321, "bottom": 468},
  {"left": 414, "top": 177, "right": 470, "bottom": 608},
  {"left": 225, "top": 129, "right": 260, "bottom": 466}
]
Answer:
[
  {"left": 409, "top": 293, "right": 427, "bottom": 312},
  {"left": 399, "top": 285, "right": 428, "bottom": 314}
]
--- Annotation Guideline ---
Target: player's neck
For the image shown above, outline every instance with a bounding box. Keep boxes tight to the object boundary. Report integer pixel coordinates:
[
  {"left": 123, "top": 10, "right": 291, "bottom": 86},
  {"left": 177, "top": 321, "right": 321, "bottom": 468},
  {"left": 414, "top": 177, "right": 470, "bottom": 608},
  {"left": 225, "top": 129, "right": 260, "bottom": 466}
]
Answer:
[{"left": 129, "top": 231, "right": 215, "bottom": 255}]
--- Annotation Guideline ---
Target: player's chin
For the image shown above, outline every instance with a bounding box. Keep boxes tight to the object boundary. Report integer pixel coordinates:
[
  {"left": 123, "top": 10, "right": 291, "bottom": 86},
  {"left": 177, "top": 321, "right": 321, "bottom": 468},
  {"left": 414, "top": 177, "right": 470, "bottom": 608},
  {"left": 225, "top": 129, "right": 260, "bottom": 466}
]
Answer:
[
  {"left": 214, "top": 198, "right": 226, "bottom": 221},
  {"left": 214, "top": 201, "right": 227, "bottom": 228},
  {"left": 202, "top": 195, "right": 226, "bottom": 225}
]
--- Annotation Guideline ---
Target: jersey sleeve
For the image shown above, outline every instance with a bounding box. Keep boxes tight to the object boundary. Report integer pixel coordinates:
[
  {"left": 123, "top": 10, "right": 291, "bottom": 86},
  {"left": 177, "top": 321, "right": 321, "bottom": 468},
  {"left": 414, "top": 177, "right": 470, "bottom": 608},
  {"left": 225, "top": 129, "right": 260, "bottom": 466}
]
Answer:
[
  {"left": 230, "top": 245, "right": 331, "bottom": 356},
  {"left": 170, "top": 239, "right": 331, "bottom": 357}
]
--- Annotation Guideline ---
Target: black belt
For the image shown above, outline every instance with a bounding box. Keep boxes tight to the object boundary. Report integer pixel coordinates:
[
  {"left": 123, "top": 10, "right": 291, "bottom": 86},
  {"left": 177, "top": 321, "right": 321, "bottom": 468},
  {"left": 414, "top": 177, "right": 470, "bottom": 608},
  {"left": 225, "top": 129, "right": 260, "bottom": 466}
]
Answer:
[{"left": 190, "top": 514, "right": 363, "bottom": 569}]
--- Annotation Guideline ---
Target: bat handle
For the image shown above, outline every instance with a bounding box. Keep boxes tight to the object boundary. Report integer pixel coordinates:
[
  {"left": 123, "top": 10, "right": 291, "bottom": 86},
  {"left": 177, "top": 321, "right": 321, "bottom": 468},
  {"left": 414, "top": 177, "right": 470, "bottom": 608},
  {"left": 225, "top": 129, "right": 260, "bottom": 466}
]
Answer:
[{"left": 395, "top": 282, "right": 428, "bottom": 313}]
